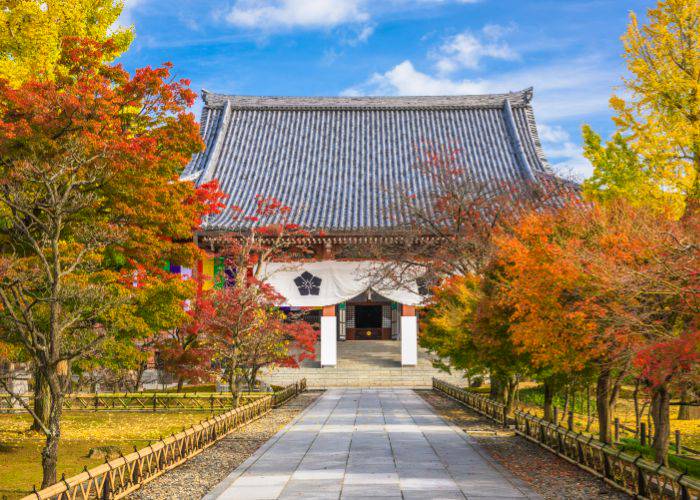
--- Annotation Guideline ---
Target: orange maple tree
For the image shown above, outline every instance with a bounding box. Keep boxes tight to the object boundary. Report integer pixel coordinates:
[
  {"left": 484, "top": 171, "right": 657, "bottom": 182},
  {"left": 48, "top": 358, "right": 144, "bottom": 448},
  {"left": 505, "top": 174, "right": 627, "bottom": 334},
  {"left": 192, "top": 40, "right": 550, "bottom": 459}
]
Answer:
[{"left": 0, "top": 37, "right": 222, "bottom": 486}]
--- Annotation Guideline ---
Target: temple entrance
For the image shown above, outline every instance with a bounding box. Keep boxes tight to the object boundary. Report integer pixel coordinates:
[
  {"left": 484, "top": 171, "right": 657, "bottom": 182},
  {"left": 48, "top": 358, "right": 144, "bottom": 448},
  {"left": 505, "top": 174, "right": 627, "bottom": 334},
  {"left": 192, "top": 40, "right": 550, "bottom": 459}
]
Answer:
[
  {"left": 343, "top": 292, "right": 395, "bottom": 341},
  {"left": 349, "top": 304, "right": 385, "bottom": 340}
]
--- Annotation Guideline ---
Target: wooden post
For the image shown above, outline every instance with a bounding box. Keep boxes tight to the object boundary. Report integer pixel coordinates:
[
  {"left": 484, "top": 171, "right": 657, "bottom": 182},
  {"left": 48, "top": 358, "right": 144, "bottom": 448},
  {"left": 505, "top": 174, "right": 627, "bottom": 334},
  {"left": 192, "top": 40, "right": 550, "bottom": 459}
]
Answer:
[
  {"left": 640, "top": 422, "right": 647, "bottom": 447},
  {"left": 614, "top": 418, "right": 620, "bottom": 442},
  {"left": 568, "top": 411, "right": 574, "bottom": 431},
  {"left": 675, "top": 429, "right": 681, "bottom": 454},
  {"left": 152, "top": 393, "right": 157, "bottom": 412}
]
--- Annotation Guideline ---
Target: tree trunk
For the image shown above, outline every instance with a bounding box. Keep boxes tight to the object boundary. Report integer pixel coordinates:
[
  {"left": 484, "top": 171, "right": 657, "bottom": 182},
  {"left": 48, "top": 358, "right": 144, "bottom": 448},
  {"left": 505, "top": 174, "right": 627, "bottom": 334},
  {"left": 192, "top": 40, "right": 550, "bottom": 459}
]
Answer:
[
  {"left": 40, "top": 387, "right": 63, "bottom": 488},
  {"left": 134, "top": 362, "right": 147, "bottom": 392},
  {"left": 227, "top": 371, "right": 239, "bottom": 406},
  {"left": 586, "top": 384, "right": 592, "bottom": 432},
  {"left": 31, "top": 368, "right": 51, "bottom": 433},
  {"left": 632, "top": 379, "right": 642, "bottom": 437},
  {"left": 248, "top": 367, "right": 260, "bottom": 392},
  {"left": 596, "top": 369, "right": 612, "bottom": 444},
  {"left": 505, "top": 377, "right": 518, "bottom": 416},
  {"left": 677, "top": 385, "right": 699, "bottom": 420},
  {"left": 489, "top": 374, "right": 506, "bottom": 402},
  {"left": 543, "top": 380, "right": 554, "bottom": 422},
  {"left": 650, "top": 384, "right": 671, "bottom": 465},
  {"left": 176, "top": 376, "right": 185, "bottom": 393},
  {"left": 562, "top": 387, "right": 570, "bottom": 418}
]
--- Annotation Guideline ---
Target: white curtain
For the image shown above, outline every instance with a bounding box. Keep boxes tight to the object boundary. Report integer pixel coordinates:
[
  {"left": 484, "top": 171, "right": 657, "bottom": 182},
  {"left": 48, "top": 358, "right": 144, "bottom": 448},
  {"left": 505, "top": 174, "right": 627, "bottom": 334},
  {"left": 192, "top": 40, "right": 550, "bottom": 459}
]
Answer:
[{"left": 258, "top": 260, "right": 425, "bottom": 307}]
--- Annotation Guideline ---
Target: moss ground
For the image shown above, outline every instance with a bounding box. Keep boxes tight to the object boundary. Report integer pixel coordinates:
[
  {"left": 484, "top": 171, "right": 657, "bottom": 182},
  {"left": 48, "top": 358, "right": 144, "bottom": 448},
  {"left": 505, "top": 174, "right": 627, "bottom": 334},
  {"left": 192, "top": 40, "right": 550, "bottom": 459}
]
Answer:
[{"left": 0, "top": 411, "right": 214, "bottom": 499}]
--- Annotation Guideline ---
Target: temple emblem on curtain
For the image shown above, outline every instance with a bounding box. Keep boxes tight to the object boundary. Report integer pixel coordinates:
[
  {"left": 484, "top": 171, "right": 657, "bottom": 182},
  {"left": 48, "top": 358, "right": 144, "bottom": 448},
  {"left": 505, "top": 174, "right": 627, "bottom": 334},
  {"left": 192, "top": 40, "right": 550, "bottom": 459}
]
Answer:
[{"left": 294, "top": 271, "right": 322, "bottom": 296}]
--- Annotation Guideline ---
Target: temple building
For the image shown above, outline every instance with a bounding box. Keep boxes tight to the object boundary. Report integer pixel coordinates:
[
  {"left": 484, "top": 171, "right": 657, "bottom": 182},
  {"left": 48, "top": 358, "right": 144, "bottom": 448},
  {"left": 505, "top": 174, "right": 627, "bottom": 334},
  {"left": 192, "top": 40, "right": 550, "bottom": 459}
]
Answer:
[{"left": 181, "top": 88, "right": 554, "bottom": 387}]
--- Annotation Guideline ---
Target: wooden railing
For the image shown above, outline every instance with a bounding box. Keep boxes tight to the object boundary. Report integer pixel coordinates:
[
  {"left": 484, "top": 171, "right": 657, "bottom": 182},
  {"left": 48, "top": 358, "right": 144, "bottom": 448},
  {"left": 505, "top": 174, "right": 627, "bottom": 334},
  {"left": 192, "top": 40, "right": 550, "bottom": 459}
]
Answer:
[
  {"left": 1, "top": 392, "right": 271, "bottom": 413},
  {"left": 21, "top": 379, "right": 306, "bottom": 500},
  {"left": 433, "top": 378, "right": 508, "bottom": 424},
  {"left": 433, "top": 378, "right": 700, "bottom": 500}
]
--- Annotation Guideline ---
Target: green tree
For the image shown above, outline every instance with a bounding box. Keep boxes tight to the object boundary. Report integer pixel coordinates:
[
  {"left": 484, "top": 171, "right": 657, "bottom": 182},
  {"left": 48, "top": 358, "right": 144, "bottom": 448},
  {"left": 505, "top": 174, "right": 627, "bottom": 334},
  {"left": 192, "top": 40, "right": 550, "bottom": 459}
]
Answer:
[{"left": 581, "top": 126, "right": 678, "bottom": 213}]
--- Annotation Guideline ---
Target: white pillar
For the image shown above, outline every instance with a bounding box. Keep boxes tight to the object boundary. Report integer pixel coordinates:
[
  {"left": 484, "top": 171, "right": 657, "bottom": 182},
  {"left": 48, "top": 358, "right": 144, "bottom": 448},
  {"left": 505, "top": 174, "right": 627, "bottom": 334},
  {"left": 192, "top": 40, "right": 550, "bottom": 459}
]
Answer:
[
  {"left": 320, "top": 305, "right": 337, "bottom": 367},
  {"left": 400, "top": 305, "right": 418, "bottom": 366}
]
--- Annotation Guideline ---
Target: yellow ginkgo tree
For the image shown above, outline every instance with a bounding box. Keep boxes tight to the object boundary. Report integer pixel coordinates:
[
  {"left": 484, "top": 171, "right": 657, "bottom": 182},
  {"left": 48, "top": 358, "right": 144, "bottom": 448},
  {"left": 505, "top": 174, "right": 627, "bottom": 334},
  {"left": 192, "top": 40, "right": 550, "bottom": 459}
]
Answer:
[
  {"left": 584, "top": 0, "right": 699, "bottom": 217},
  {"left": 0, "top": 0, "right": 133, "bottom": 84}
]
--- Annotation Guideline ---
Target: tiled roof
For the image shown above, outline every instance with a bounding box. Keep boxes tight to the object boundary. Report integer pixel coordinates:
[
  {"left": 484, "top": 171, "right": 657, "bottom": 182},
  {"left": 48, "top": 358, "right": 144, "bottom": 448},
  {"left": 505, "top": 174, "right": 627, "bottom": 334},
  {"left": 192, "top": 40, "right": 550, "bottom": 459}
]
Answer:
[{"left": 183, "top": 88, "right": 554, "bottom": 232}]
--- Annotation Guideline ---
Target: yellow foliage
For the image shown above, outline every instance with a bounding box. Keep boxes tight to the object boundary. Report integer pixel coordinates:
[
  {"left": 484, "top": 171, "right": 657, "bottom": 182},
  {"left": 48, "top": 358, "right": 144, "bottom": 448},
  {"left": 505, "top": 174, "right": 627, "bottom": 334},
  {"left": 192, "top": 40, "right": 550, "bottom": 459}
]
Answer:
[
  {"left": 611, "top": 0, "right": 700, "bottom": 214},
  {"left": 0, "top": 0, "right": 133, "bottom": 85},
  {"left": 0, "top": 411, "right": 207, "bottom": 498}
]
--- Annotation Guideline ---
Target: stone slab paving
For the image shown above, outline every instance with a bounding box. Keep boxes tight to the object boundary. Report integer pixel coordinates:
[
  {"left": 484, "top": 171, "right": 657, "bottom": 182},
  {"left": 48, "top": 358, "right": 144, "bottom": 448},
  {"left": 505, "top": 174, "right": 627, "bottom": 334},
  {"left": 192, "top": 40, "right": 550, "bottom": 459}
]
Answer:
[{"left": 204, "top": 389, "right": 541, "bottom": 500}]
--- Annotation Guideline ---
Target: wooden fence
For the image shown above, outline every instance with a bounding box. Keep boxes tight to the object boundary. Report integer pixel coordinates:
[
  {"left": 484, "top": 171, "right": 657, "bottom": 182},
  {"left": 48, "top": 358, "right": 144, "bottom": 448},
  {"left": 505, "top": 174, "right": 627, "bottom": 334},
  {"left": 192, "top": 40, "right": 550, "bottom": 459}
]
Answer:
[
  {"left": 21, "top": 379, "right": 306, "bottom": 500},
  {"left": 433, "top": 378, "right": 700, "bottom": 500},
  {"left": 1, "top": 392, "right": 271, "bottom": 413}
]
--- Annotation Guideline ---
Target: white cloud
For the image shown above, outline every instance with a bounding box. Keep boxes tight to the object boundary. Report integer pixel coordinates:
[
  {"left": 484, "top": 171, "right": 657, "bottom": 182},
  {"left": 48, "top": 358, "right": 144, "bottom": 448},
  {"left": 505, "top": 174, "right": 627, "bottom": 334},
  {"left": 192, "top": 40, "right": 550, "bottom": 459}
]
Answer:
[
  {"left": 434, "top": 25, "right": 518, "bottom": 75},
  {"left": 226, "top": 0, "right": 369, "bottom": 30},
  {"left": 537, "top": 126, "right": 592, "bottom": 180},
  {"left": 343, "top": 54, "right": 608, "bottom": 179},
  {"left": 343, "top": 56, "right": 613, "bottom": 121},
  {"left": 343, "top": 60, "right": 490, "bottom": 96},
  {"left": 224, "top": 0, "right": 479, "bottom": 32},
  {"left": 537, "top": 123, "right": 570, "bottom": 143},
  {"left": 355, "top": 25, "right": 375, "bottom": 43},
  {"left": 114, "top": 0, "right": 145, "bottom": 29}
]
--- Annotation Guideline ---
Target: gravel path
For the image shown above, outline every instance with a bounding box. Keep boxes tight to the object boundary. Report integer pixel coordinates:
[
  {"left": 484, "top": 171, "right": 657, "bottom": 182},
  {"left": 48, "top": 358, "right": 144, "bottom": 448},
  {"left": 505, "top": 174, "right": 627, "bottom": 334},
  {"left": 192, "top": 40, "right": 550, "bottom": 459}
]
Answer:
[
  {"left": 130, "top": 392, "right": 320, "bottom": 500},
  {"left": 419, "top": 390, "right": 631, "bottom": 500}
]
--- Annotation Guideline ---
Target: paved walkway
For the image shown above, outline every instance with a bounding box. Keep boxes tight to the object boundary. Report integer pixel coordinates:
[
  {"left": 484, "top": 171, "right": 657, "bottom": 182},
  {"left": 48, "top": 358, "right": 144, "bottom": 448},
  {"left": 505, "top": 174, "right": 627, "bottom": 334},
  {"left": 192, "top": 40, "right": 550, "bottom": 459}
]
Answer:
[{"left": 205, "top": 389, "right": 540, "bottom": 499}]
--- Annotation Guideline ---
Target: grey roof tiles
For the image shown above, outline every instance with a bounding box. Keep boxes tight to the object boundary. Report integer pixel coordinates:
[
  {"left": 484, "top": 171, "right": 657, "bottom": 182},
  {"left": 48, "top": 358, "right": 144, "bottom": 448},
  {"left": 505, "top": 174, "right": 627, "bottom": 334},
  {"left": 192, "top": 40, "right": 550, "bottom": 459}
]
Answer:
[{"left": 183, "top": 88, "right": 554, "bottom": 232}]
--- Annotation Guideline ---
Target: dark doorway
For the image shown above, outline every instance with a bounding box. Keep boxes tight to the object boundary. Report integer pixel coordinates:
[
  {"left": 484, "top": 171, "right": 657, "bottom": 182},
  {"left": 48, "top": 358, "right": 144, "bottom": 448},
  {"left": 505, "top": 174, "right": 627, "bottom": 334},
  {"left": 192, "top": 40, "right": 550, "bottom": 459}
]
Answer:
[
  {"left": 355, "top": 305, "right": 382, "bottom": 328},
  {"left": 349, "top": 304, "right": 387, "bottom": 340}
]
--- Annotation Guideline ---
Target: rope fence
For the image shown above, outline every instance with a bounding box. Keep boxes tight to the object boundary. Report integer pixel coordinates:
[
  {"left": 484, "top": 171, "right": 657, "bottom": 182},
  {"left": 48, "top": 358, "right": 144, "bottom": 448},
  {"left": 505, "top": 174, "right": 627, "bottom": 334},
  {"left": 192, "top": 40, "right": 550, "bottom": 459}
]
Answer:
[
  {"left": 433, "top": 378, "right": 700, "bottom": 500},
  {"left": 21, "top": 379, "right": 306, "bottom": 500}
]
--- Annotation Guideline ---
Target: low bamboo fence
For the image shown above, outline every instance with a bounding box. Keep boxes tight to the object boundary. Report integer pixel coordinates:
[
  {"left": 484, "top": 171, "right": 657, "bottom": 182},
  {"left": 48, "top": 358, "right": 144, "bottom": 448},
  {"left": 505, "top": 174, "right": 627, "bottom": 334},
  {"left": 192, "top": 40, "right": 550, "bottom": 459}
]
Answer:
[
  {"left": 1, "top": 392, "right": 271, "bottom": 413},
  {"left": 21, "top": 379, "right": 306, "bottom": 500},
  {"left": 433, "top": 378, "right": 700, "bottom": 500}
]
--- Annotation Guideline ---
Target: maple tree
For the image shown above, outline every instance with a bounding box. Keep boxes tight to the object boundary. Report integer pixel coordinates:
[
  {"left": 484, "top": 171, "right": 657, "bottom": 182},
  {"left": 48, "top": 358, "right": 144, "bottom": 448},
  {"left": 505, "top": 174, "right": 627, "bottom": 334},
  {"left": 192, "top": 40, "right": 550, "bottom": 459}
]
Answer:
[
  {"left": 601, "top": 206, "right": 699, "bottom": 462},
  {"left": 0, "top": 38, "right": 219, "bottom": 487},
  {"left": 0, "top": 0, "right": 133, "bottom": 85},
  {"left": 420, "top": 271, "right": 533, "bottom": 414},
  {"left": 494, "top": 198, "right": 698, "bottom": 459},
  {"left": 206, "top": 280, "right": 316, "bottom": 400},
  {"left": 203, "top": 198, "right": 317, "bottom": 398},
  {"left": 154, "top": 276, "right": 215, "bottom": 392}
]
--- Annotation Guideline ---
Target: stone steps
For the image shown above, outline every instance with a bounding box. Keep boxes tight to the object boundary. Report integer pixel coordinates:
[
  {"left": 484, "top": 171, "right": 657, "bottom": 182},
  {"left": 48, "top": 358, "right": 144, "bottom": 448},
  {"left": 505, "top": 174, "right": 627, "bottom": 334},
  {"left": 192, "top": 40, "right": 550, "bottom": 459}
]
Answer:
[
  {"left": 260, "top": 340, "right": 466, "bottom": 389},
  {"left": 261, "top": 367, "right": 466, "bottom": 388}
]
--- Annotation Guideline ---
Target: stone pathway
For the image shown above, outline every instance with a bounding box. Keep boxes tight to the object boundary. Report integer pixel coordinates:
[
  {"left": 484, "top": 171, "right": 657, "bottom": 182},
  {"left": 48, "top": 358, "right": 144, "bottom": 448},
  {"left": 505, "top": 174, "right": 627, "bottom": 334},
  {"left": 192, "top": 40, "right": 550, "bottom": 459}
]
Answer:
[{"left": 205, "top": 389, "right": 540, "bottom": 499}]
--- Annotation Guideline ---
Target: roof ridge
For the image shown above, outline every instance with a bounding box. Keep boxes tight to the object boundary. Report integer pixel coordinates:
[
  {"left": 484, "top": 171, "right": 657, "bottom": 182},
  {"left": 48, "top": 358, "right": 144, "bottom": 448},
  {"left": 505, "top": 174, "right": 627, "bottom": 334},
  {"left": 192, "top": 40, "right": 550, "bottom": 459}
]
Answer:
[{"left": 200, "top": 88, "right": 534, "bottom": 110}]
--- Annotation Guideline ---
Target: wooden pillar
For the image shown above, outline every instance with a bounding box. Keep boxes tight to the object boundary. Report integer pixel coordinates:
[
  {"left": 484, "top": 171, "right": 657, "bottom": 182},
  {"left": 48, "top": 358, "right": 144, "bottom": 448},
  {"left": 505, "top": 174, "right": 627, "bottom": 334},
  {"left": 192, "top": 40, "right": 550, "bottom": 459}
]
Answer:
[
  {"left": 400, "top": 304, "right": 417, "bottom": 366},
  {"left": 321, "top": 305, "right": 337, "bottom": 367}
]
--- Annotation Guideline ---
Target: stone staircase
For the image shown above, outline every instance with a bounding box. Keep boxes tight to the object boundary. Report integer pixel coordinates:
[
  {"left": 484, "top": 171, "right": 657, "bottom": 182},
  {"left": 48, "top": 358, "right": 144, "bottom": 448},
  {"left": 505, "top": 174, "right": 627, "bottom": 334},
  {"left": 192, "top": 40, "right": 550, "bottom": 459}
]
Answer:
[{"left": 260, "top": 341, "right": 466, "bottom": 389}]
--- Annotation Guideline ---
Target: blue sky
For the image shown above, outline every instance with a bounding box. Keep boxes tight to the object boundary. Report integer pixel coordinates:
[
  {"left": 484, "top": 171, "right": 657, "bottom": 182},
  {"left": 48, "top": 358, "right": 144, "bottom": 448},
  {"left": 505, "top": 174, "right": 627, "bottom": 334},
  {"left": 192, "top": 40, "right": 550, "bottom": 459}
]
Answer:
[{"left": 116, "top": 0, "right": 655, "bottom": 180}]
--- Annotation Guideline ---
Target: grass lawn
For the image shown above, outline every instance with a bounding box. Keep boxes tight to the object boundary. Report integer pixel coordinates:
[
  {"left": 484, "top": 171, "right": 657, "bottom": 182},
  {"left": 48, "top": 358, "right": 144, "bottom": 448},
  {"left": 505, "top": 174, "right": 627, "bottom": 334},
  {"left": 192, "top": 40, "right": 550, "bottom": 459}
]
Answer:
[{"left": 0, "top": 411, "right": 216, "bottom": 499}]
